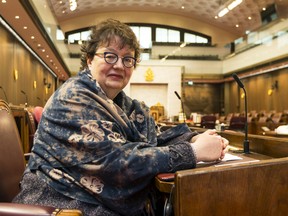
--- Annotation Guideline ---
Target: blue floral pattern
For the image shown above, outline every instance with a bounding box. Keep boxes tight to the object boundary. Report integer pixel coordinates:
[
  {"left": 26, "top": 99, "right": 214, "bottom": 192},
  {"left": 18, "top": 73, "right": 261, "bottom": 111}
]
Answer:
[{"left": 26, "top": 69, "right": 197, "bottom": 215}]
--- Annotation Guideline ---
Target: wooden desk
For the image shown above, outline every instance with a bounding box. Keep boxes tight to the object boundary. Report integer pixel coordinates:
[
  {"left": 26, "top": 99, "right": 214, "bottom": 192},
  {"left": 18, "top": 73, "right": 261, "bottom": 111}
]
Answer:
[
  {"left": 156, "top": 130, "right": 288, "bottom": 216},
  {"left": 261, "top": 130, "right": 288, "bottom": 138},
  {"left": 188, "top": 127, "right": 288, "bottom": 158},
  {"left": 173, "top": 157, "right": 288, "bottom": 216},
  {"left": 218, "top": 130, "right": 288, "bottom": 158},
  {"left": 155, "top": 151, "right": 271, "bottom": 193}
]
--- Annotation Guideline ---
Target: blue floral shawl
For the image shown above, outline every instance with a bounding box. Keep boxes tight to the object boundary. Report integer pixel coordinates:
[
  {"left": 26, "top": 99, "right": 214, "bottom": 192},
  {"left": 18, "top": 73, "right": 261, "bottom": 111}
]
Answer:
[{"left": 27, "top": 69, "right": 197, "bottom": 215}]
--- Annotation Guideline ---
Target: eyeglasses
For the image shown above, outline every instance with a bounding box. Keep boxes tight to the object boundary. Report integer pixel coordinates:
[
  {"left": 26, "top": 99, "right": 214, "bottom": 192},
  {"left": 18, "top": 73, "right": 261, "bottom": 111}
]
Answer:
[{"left": 95, "top": 52, "right": 137, "bottom": 68}]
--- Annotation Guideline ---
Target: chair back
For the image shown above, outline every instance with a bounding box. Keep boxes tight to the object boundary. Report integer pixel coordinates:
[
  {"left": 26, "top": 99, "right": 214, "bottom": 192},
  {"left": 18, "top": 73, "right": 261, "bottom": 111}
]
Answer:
[
  {"left": 25, "top": 109, "right": 36, "bottom": 152},
  {"left": 229, "top": 116, "right": 246, "bottom": 132},
  {"left": 200, "top": 115, "right": 216, "bottom": 129},
  {"left": 32, "top": 106, "right": 43, "bottom": 126},
  {"left": 0, "top": 100, "right": 25, "bottom": 202}
]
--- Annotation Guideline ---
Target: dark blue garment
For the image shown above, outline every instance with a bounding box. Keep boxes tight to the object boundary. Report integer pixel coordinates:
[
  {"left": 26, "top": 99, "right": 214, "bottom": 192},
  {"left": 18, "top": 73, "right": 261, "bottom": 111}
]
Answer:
[{"left": 17, "top": 70, "right": 197, "bottom": 215}]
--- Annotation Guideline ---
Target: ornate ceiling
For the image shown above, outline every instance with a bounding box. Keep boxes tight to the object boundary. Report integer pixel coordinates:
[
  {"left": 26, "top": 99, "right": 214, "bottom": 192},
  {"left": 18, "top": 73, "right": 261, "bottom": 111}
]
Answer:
[{"left": 48, "top": 0, "right": 288, "bottom": 35}]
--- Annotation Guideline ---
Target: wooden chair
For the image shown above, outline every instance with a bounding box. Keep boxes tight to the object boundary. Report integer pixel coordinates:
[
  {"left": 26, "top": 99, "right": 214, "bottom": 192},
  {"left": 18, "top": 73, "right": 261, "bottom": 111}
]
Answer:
[
  {"left": 25, "top": 109, "right": 36, "bottom": 152},
  {"left": 0, "top": 99, "right": 82, "bottom": 216}
]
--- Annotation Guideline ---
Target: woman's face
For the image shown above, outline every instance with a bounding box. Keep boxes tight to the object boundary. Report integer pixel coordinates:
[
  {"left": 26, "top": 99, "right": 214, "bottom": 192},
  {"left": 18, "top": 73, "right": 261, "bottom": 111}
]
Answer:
[{"left": 88, "top": 37, "right": 135, "bottom": 99}]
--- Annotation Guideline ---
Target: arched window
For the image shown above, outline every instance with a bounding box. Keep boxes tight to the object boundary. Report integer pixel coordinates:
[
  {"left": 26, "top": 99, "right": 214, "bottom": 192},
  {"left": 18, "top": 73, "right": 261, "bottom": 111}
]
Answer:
[{"left": 65, "top": 23, "right": 211, "bottom": 46}]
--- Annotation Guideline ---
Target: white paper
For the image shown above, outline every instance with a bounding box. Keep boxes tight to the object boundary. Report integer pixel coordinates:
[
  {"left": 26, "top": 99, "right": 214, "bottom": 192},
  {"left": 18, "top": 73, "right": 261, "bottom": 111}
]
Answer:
[{"left": 221, "top": 153, "right": 242, "bottom": 162}]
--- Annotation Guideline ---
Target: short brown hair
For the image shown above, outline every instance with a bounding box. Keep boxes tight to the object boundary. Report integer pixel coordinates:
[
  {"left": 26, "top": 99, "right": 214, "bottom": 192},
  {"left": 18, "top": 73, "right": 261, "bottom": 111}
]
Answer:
[{"left": 80, "top": 19, "right": 140, "bottom": 70}]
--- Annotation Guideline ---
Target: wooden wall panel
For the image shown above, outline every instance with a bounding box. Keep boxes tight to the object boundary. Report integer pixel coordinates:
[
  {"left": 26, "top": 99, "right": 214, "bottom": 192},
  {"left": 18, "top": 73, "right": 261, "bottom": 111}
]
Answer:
[
  {"left": 184, "top": 84, "right": 222, "bottom": 115},
  {"left": 0, "top": 25, "right": 55, "bottom": 107},
  {"left": 225, "top": 69, "right": 288, "bottom": 114}
]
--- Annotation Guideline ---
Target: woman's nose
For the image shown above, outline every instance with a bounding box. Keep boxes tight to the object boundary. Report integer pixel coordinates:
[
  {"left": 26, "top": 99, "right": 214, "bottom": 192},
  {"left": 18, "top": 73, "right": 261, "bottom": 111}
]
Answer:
[{"left": 113, "top": 57, "right": 125, "bottom": 69}]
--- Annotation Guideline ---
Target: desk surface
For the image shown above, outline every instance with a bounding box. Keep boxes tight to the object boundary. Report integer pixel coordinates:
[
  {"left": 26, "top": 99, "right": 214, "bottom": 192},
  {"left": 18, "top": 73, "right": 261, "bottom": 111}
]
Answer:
[
  {"left": 155, "top": 150, "right": 272, "bottom": 194},
  {"left": 262, "top": 130, "right": 288, "bottom": 137}
]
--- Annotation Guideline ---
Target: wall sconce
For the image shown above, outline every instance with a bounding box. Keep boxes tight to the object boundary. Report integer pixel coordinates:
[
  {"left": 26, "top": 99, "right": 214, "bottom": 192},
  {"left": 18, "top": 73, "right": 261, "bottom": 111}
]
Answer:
[
  {"left": 267, "top": 80, "right": 278, "bottom": 96},
  {"left": 272, "top": 80, "right": 278, "bottom": 90},
  {"left": 13, "top": 69, "right": 18, "bottom": 80},
  {"left": 43, "top": 78, "right": 51, "bottom": 89},
  {"left": 33, "top": 80, "right": 37, "bottom": 89},
  {"left": 241, "top": 92, "right": 245, "bottom": 99},
  {"left": 43, "top": 78, "right": 48, "bottom": 85}
]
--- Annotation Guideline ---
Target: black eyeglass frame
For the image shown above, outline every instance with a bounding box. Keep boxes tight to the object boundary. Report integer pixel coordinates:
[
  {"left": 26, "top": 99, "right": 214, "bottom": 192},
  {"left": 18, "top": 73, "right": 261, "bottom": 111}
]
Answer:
[{"left": 95, "top": 52, "right": 137, "bottom": 68}]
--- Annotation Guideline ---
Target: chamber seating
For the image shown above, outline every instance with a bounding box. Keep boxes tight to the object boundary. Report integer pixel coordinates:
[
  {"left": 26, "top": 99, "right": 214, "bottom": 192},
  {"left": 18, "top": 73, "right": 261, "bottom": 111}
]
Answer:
[
  {"left": 24, "top": 109, "right": 36, "bottom": 152},
  {"left": 200, "top": 115, "right": 216, "bottom": 129},
  {"left": 32, "top": 106, "right": 44, "bottom": 127},
  {"left": 0, "top": 99, "right": 82, "bottom": 216},
  {"left": 228, "top": 116, "right": 246, "bottom": 132}
]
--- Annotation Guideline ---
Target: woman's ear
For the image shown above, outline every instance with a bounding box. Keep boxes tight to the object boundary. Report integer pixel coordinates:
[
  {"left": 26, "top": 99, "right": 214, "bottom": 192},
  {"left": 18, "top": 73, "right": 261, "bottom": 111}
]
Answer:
[{"left": 87, "top": 58, "right": 92, "bottom": 70}]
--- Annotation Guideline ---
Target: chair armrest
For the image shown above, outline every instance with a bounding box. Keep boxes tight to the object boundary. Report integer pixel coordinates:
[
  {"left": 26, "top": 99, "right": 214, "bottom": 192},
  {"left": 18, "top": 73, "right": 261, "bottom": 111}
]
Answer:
[
  {"left": 0, "top": 202, "right": 83, "bottom": 216},
  {"left": 24, "top": 153, "right": 31, "bottom": 161}
]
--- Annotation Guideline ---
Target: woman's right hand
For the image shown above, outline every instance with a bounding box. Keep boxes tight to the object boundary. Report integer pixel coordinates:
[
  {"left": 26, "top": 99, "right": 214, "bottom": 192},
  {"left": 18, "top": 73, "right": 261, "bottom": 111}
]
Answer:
[{"left": 191, "top": 129, "right": 227, "bottom": 162}]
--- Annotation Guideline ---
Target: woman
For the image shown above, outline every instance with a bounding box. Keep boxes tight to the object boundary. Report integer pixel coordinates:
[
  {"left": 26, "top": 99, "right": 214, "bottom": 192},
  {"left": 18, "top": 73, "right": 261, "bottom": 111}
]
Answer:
[{"left": 14, "top": 19, "right": 228, "bottom": 216}]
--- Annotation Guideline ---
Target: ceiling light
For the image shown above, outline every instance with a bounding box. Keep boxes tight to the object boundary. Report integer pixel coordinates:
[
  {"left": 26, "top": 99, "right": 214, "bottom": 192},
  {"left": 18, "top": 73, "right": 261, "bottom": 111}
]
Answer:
[
  {"left": 15, "top": 16, "right": 20, "bottom": 19},
  {"left": 69, "top": 0, "right": 77, "bottom": 11},
  {"left": 227, "top": 0, "right": 242, "bottom": 10},
  {"left": 217, "top": 0, "right": 243, "bottom": 17},
  {"left": 218, "top": 8, "right": 229, "bottom": 17}
]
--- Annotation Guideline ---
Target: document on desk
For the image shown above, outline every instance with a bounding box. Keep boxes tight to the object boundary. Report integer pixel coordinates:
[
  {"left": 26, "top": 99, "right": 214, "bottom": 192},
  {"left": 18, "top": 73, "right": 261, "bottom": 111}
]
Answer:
[
  {"left": 197, "top": 153, "right": 242, "bottom": 166},
  {"left": 221, "top": 153, "right": 242, "bottom": 162},
  {"left": 215, "top": 153, "right": 260, "bottom": 167},
  {"left": 197, "top": 153, "right": 259, "bottom": 167}
]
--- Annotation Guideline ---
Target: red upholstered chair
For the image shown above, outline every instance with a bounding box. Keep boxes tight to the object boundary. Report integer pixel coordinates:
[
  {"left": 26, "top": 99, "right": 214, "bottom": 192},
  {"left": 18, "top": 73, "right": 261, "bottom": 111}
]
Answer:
[
  {"left": 228, "top": 116, "right": 246, "bottom": 132},
  {"left": 0, "top": 100, "right": 82, "bottom": 216},
  {"left": 32, "top": 106, "right": 44, "bottom": 126},
  {"left": 200, "top": 115, "right": 217, "bottom": 129}
]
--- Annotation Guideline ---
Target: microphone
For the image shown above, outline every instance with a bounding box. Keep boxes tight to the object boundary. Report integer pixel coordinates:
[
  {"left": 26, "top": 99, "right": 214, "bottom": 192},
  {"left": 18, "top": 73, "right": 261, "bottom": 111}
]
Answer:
[
  {"left": 232, "top": 73, "right": 244, "bottom": 88},
  {"left": 0, "top": 86, "right": 8, "bottom": 102},
  {"left": 21, "top": 90, "right": 28, "bottom": 106},
  {"left": 232, "top": 73, "right": 249, "bottom": 154},
  {"left": 174, "top": 91, "right": 186, "bottom": 123}
]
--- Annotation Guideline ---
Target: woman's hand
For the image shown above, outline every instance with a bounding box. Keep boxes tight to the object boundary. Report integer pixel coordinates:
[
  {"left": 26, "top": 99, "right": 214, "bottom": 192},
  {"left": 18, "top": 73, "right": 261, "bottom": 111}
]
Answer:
[
  {"left": 191, "top": 129, "right": 229, "bottom": 162},
  {"left": 220, "top": 137, "right": 229, "bottom": 160}
]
